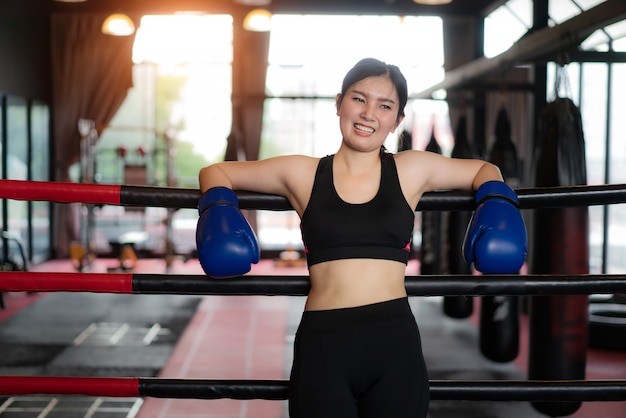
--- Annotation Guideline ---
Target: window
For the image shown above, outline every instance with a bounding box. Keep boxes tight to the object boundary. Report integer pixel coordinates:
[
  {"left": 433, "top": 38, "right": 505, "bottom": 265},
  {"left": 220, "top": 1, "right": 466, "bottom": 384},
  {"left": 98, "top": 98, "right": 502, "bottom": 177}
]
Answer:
[
  {"left": 31, "top": 101, "right": 51, "bottom": 261},
  {"left": 484, "top": 0, "right": 532, "bottom": 58},
  {"left": 93, "top": 15, "right": 233, "bottom": 255},
  {"left": 6, "top": 96, "right": 28, "bottom": 256},
  {"left": 487, "top": 0, "right": 626, "bottom": 273},
  {"left": 1, "top": 95, "right": 50, "bottom": 264},
  {"left": 545, "top": 32, "right": 626, "bottom": 275}
]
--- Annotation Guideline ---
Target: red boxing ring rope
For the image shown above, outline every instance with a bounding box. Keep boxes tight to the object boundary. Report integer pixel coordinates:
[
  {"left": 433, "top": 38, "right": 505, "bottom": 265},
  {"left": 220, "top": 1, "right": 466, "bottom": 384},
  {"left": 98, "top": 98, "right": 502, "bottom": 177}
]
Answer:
[
  {"left": 4, "top": 179, "right": 626, "bottom": 211},
  {"left": 1, "top": 271, "right": 625, "bottom": 296},
  {"left": 0, "top": 271, "right": 134, "bottom": 293},
  {"left": 1, "top": 376, "right": 626, "bottom": 402},
  {"left": 0, "top": 376, "right": 140, "bottom": 397},
  {"left": 0, "top": 180, "right": 122, "bottom": 206}
]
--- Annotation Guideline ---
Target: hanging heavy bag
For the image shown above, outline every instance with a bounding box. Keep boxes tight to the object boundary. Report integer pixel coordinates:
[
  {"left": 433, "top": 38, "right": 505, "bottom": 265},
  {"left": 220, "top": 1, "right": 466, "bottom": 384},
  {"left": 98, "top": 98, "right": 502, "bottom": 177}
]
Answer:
[
  {"left": 443, "top": 115, "right": 475, "bottom": 319},
  {"left": 420, "top": 126, "right": 443, "bottom": 276},
  {"left": 528, "top": 90, "right": 589, "bottom": 417},
  {"left": 480, "top": 106, "right": 521, "bottom": 363}
]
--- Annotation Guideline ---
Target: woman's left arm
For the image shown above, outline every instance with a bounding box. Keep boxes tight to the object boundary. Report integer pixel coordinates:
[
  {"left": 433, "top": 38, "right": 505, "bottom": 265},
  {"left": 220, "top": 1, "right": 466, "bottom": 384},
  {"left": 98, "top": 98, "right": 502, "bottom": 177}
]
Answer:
[
  {"left": 470, "top": 161, "right": 504, "bottom": 190},
  {"left": 396, "top": 150, "right": 504, "bottom": 202},
  {"left": 397, "top": 151, "right": 527, "bottom": 274}
]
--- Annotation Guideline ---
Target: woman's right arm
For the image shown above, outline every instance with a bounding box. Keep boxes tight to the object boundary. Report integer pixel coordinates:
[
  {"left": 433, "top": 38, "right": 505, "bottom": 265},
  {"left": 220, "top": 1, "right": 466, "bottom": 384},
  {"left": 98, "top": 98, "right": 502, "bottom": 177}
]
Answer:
[
  {"left": 198, "top": 155, "right": 317, "bottom": 215},
  {"left": 196, "top": 155, "right": 312, "bottom": 277}
]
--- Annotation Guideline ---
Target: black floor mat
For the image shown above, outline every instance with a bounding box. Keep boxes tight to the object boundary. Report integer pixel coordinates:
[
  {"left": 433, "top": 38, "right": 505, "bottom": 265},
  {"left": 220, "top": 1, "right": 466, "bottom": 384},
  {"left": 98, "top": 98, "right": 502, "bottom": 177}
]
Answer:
[
  {"left": 0, "top": 343, "right": 66, "bottom": 368},
  {"left": 0, "top": 292, "right": 202, "bottom": 377}
]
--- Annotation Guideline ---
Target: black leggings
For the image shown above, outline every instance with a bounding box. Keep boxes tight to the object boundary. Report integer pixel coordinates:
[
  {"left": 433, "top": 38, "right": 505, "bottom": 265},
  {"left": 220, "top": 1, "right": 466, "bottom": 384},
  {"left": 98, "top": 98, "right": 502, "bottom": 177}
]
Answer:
[{"left": 289, "top": 297, "right": 429, "bottom": 418}]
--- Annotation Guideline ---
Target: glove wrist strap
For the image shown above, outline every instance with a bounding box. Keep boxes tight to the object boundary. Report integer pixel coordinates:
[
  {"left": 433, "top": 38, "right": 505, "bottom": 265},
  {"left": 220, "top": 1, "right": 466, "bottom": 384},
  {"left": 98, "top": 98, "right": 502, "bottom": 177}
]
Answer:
[
  {"left": 475, "top": 180, "right": 519, "bottom": 207},
  {"left": 198, "top": 187, "right": 239, "bottom": 214}
]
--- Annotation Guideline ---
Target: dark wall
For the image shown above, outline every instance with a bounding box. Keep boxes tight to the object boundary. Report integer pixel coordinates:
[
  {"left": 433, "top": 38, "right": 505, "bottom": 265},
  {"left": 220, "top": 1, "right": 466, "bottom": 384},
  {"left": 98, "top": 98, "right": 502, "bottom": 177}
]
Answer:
[{"left": 0, "top": 16, "right": 51, "bottom": 101}]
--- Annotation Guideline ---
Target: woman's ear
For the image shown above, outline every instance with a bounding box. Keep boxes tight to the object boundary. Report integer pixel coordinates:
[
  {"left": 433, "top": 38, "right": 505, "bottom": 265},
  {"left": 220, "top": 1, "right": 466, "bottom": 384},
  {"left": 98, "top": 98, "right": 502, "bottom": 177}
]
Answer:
[
  {"left": 391, "top": 115, "right": 405, "bottom": 133},
  {"left": 335, "top": 93, "right": 342, "bottom": 116}
]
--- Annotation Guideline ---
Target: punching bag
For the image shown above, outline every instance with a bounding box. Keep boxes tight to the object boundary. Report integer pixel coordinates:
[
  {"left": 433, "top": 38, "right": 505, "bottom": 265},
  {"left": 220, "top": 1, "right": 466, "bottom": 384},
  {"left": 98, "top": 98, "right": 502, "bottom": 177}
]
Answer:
[
  {"left": 528, "top": 96, "right": 589, "bottom": 417},
  {"left": 420, "top": 125, "right": 442, "bottom": 275},
  {"left": 480, "top": 106, "right": 520, "bottom": 363},
  {"left": 443, "top": 115, "right": 475, "bottom": 319}
]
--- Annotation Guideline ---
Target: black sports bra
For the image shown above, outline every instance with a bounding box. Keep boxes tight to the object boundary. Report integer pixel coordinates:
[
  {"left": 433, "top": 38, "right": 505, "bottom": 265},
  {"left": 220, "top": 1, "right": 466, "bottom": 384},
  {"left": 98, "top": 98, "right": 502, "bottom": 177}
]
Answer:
[{"left": 300, "top": 151, "right": 415, "bottom": 267}]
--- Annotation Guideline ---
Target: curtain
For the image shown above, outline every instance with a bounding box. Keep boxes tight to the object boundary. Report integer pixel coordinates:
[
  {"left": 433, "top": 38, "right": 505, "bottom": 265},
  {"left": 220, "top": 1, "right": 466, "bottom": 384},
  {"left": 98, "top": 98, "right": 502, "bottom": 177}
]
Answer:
[
  {"left": 225, "top": 17, "right": 269, "bottom": 163},
  {"left": 50, "top": 13, "right": 136, "bottom": 257},
  {"left": 442, "top": 16, "right": 480, "bottom": 158},
  {"left": 224, "top": 16, "right": 270, "bottom": 232}
]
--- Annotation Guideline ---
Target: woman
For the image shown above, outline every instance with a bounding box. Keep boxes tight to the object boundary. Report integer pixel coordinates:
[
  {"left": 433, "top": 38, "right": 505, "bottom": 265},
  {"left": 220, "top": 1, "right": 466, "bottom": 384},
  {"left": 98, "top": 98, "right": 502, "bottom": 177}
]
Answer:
[{"left": 196, "top": 58, "right": 526, "bottom": 417}]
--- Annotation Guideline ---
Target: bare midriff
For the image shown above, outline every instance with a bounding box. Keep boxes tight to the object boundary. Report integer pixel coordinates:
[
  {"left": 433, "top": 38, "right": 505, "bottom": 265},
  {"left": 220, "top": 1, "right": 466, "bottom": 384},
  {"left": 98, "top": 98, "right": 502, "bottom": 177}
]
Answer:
[{"left": 305, "top": 258, "right": 408, "bottom": 311}]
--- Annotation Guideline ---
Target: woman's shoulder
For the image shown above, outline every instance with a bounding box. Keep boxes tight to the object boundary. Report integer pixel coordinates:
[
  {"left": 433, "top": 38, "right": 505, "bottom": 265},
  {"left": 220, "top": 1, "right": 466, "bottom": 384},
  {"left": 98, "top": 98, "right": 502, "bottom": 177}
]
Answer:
[
  {"left": 391, "top": 150, "right": 448, "bottom": 204},
  {"left": 268, "top": 154, "right": 321, "bottom": 171},
  {"left": 269, "top": 155, "right": 321, "bottom": 216},
  {"left": 270, "top": 153, "right": 320, "bottom": 163},
  {"left": 392, "top": 149, "right": 441, "bottom": 167},
  {"left": 261, "top": 154, "right": 322, "bottom": 187}
]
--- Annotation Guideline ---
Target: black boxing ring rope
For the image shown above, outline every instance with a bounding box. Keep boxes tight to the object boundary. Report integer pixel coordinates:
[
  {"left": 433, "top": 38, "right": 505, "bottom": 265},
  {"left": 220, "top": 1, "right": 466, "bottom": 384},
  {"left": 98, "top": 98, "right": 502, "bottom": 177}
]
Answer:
[
  {"left": 1, "top": 179, "right": 626, "bottom": 403},
  {"left": 0, "top": 376, "right": 625, "bottom": 402},
  {"left": 1, "top": 271, "right": 625, "bottom": 296},
  {"left": 3, "top": 178, "right": 626, "bottom": 210}
]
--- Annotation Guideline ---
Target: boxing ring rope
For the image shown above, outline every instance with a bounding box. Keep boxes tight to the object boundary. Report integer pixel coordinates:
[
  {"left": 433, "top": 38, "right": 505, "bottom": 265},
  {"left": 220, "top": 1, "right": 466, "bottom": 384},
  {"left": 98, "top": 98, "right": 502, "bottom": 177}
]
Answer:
[
  {"left": 2, "top": 179, "right": 626, "bottom": 405},
  {"left": 0, "top": 376, "right": 625, "bottom": 402},
  {"left": 3, "top": 179, "right": 626, "bottom": 210},
  {"left": 1, "top": 271, "right": 626, "bottom": 296}
]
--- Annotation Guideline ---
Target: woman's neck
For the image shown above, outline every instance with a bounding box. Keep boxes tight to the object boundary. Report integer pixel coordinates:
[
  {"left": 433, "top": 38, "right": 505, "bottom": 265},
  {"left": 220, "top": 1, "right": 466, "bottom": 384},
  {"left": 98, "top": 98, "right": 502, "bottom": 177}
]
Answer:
[{"left": 334, "top": 145, "right": 382, "bottom": 174}]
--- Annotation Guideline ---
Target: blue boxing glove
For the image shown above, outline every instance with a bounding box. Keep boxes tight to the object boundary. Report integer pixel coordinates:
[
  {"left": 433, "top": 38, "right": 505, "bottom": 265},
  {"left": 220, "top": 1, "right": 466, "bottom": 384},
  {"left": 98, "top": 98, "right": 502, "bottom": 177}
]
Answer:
[
  {"left": 462, "top": 181, "right": 527, "bottom": 274},
  {"left": 196, "top": 187, "right": 260, "bottom": 278}
]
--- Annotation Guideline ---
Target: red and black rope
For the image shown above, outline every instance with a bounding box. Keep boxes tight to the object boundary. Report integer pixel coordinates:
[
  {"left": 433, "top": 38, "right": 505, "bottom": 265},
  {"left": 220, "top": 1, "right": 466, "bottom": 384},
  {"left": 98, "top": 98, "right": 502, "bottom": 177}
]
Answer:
[
  {"left": 1, "top": 271, "right": 625, "bottom": 296},
  {"left": 0, "top": 376, "right": 625, "bottom": 402},
  {"left": 2, "top": 179, "right": 626, "bottom": 211}
]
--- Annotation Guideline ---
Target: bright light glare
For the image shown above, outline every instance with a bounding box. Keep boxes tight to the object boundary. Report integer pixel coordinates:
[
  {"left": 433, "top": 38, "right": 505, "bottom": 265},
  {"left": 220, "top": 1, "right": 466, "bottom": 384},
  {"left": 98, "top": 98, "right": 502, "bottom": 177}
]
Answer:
[
  {"left": 484, "top": 6, "right": 528, "bottom": 58},
  {"left": 129, "top": 14, "right": 448, "bottom": 161},
  {"left": 243, "top": 9, "right": 272, "bottom": 31},
  {"left": 133, "top": 15, "right": 233, "bottom": 64},
  {"left": 269, "top": 15, "right": 443, "bottom": 68},
  {"left": 267, "top": 15, "right": 445, "bottom": 96},
  {"left": 264, "top": 15, "right": 448, "bottom": 156},
  {"left": 102, "top": 14, "right": 135, "bottom": 36}
]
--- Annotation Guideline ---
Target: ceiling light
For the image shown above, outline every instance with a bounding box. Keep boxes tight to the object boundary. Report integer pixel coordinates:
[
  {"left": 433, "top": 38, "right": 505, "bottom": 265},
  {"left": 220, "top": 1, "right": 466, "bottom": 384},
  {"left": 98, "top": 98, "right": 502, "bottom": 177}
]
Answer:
[
  {"left": 243, "top": 9, "right": 272, "bottom": 32},
  {"left": 413, "top": 0, "right": 452, "bottom": 4},
  {"left": 102, "top": 13, "right": 136, "bottom": 36},
  {"left": 234, "top": 0, "right": 272, "bottom": 5}
]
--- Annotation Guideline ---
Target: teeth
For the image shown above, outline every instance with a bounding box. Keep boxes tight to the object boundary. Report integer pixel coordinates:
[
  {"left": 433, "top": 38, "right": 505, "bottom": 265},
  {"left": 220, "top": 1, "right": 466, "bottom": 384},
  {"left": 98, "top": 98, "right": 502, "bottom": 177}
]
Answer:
[{"left": 354, "top": 123, "right": 374, "bottom": 134}]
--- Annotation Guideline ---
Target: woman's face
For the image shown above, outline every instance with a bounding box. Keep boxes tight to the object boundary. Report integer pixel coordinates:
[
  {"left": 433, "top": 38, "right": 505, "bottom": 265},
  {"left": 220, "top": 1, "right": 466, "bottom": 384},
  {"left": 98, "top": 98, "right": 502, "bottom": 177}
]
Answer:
[{"left": 336, "top": 75, "right": 403, "bottom": 153}]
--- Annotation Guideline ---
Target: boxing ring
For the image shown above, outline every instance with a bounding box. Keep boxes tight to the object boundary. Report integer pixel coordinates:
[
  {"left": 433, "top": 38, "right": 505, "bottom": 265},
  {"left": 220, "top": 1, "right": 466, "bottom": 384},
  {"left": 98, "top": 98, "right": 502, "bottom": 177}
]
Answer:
[{"left": 1, "top": 179, "right": 626, "bottom": 407}]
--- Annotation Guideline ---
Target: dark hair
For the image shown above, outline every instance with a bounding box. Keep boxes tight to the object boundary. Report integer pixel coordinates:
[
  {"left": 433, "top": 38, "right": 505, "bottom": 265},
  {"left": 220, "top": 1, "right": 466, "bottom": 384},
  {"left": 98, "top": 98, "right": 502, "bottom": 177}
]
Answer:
[{"left": 338, "top": 58, "right": 408, "bottom": 122}]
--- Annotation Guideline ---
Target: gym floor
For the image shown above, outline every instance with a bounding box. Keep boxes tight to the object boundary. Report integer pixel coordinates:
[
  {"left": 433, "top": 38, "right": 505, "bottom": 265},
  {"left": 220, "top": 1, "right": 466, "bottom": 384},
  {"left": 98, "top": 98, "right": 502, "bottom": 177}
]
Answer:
[{"left": 0, "top": 257, "right": 624, "bottom": 417}]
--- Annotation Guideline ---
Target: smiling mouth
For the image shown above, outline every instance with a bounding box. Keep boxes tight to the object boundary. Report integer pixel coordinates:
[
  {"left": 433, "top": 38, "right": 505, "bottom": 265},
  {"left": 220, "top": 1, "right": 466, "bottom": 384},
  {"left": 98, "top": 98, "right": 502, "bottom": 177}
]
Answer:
[{"left": 354, "top": 123, "right": 374, "bottom": 134}]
